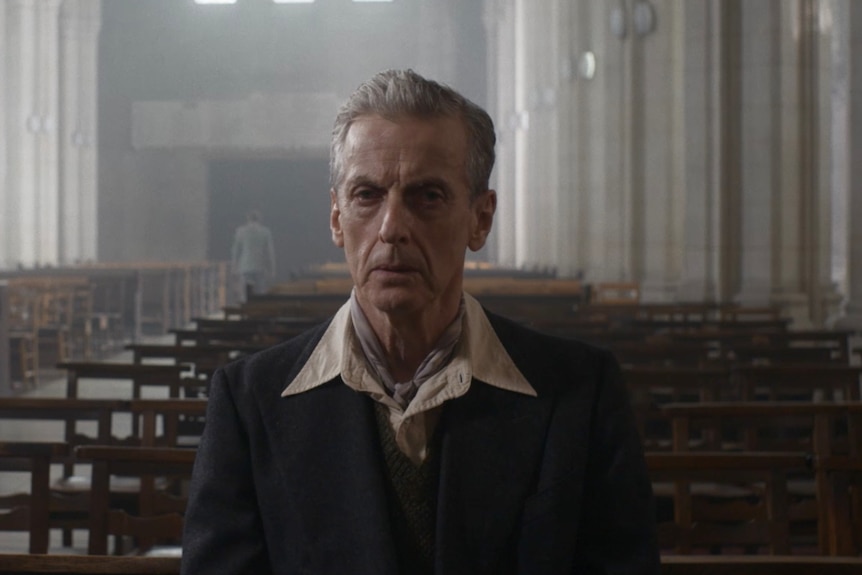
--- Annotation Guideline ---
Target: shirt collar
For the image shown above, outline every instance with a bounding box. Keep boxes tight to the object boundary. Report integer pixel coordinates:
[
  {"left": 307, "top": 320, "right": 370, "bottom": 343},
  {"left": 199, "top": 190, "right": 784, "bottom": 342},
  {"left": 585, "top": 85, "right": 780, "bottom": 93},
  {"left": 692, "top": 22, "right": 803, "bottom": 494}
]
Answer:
[{"left": 282, "top": 292, "right": 536, "bottom": 398}]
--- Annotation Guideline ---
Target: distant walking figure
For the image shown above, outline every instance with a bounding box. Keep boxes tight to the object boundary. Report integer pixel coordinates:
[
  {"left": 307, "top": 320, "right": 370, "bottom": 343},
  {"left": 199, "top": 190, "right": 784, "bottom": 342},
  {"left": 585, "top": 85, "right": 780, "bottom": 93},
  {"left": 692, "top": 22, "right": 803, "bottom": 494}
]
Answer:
[{"left": 231, "top": 211, "right": 276, "bottom": 302}]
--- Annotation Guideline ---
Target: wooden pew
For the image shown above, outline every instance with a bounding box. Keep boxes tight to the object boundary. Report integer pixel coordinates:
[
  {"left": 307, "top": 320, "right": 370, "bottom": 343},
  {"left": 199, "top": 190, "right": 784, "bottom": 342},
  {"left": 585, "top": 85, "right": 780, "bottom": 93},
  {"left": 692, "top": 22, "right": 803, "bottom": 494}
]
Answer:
[
  {"left": 659, "top": 401, "right": 862, "bottom": 553},
  {"left": 2, "top": 554, "right": 861, "bottom": 575},
  {"left": 817, "top": 454, "right": 862, "bottom": 555},
  {"left": 76, "top": 446, "right": 196, "bottom": 555},
  {"left": 125, "top": 343, "right": 243, "bottom": 384},
  {"left": 0, "top": 442, "right": 70, "bottom": 553},
  {"left": 0, "top": 280, "right": 12, "bottom": 393},
  {"left": 659, "top": 401, "right": 862, "bottom": 454},
  {"left": 623, "top": 366, "right": 731, "bottom": 449},
  {"left": 0, "top": 397, "right": 205, "bottom": 549},
  {"left": 646, "top": 452, "right": 812, "bottom": 555},
  {"left": 129, "top": 399, "right": 208, "bottom": 448},
  {"left": 0, "top": 397, "right": 132, "bottom": 547},
  {"left": 56, "top": 362, "right": 190, "bottom": 442},
  {"left": 660, "top": 556, "right": 862, "bottom": 575},
  {"left": 57, "top": 362, "right": 187, "bottom": 401},
  {"left": 733, "top": 366, "right": 862, "bottom": 401},
  {"left": 0, "top": 554, "right": 180, "bottom": 574},
  {"left": 609, "top": 341, "right": 721, "bottom": 367}
]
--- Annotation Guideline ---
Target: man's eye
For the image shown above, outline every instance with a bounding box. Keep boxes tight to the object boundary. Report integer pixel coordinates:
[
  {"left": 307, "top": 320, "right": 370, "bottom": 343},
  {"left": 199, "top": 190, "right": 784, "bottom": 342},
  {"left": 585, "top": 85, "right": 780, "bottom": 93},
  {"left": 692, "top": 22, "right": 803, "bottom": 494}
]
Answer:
[
  {"left": 420, "top": 190, "right": 445, "bottom": 204},
  {"left": 354, "top": 189, "right": 381, "bottom": 202}
]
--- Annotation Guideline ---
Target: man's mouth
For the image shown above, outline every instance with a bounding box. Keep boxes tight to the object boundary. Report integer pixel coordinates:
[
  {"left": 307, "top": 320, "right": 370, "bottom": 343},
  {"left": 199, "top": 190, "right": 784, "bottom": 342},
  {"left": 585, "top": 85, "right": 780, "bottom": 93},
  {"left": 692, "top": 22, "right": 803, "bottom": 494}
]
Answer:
[{"left": 373, "top": 264, "right": 420, "bottom": 278}]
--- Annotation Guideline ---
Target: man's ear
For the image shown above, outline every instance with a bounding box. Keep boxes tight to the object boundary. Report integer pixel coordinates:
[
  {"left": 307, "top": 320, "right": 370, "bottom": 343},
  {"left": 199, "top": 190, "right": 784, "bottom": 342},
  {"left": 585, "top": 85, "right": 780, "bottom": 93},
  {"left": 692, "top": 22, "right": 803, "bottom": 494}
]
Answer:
[
  {"left": 468, "top": 189, "right": 497, "bottom": 251},
  {"left": 330, "top": 188, "right": 344, "bottom": 248}
]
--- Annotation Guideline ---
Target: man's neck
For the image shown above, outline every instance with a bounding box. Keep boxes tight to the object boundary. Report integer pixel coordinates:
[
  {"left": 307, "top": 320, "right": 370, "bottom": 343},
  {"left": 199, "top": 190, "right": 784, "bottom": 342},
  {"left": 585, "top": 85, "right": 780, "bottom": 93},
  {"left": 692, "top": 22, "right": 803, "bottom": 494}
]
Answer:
[{"left": 362, "top": 302, "right": 460, "bottom": 382}]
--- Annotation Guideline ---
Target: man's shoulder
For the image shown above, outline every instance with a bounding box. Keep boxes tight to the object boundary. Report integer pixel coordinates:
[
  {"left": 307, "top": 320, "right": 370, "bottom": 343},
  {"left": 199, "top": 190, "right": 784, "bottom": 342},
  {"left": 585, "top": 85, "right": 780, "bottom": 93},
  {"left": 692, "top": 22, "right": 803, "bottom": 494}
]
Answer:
[
  {"left": 485, "top": 309, "right": 611, "bottom": 355},
  {"left": 218, "top": 319, "right": 333, "bottom": 394},
  {"left": 483, "top": 309, "right": 618, "bottom": 384}
]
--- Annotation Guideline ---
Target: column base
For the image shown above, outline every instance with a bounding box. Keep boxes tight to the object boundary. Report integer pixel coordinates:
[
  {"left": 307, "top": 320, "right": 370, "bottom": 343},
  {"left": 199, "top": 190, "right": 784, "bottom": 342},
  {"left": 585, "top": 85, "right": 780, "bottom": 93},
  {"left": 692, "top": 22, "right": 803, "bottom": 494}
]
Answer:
[
  {"left": 640, "top": 279, "right": 679, "bottom": 304},
  {"left": 734, "top": 281, "right": 773, "bottom": 308},
  {"left": 770, "top": 291, "right": 813, "bottom": 330},
  {"left": 827, "top": 301, "right": 862, "bottom": 332},
  {"left": 675, "top": 278, "right": 719, "bottom": 303}
]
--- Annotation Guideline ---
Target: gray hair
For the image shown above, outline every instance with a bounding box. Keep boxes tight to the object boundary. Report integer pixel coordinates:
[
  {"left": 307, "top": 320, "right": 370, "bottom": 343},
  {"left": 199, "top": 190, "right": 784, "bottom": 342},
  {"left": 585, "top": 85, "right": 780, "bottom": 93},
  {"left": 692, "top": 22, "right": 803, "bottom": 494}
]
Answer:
[{"left": 330, "top": 69, "right": 496, "bottom": 200}]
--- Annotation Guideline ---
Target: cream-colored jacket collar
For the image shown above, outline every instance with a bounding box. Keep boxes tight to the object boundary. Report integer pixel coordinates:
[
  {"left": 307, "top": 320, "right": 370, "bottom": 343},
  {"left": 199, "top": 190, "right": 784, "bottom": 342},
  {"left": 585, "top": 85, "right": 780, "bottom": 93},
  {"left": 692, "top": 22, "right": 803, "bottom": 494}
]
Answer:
[{"left": 281, "top": 292, "right": 536, "bottom": 402}]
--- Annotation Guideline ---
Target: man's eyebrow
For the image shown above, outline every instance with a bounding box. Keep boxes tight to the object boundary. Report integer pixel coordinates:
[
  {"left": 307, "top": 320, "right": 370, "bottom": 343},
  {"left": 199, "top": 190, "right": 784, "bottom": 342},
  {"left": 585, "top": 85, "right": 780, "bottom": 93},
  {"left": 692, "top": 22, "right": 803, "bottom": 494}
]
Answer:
[
  {"left": 344, "top": 175, "right": 380, "bottom": 189},
  {"left": 405, "top": 177, "right": 451, "bottom": 191}
]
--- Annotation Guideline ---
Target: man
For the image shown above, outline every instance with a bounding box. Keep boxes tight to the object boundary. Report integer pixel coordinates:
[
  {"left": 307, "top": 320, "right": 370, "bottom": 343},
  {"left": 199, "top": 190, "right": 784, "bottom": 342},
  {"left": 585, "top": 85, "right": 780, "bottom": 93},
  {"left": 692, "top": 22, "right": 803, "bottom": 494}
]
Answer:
[
  {"left": 231, "top": 210, "right": 276, "bottom": 301},
  {"left": 183, "top": 69, "right": 659, "bottom": 574}
]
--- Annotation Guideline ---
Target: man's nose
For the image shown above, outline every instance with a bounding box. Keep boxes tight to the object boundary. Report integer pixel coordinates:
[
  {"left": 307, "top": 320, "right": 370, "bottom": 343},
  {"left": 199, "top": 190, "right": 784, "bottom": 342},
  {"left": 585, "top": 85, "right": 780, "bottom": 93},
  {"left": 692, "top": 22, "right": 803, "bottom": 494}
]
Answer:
[{"left": 378, "top": 195, "right": 411, "bottom": 244}]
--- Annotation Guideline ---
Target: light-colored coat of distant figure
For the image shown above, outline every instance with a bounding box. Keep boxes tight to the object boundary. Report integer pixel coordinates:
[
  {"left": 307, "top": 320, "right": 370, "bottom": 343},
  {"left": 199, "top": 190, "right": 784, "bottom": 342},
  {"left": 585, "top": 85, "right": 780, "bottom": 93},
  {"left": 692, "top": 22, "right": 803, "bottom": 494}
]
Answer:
[{"left": 231, "top": 211, "right": 276, "bottom": 301}]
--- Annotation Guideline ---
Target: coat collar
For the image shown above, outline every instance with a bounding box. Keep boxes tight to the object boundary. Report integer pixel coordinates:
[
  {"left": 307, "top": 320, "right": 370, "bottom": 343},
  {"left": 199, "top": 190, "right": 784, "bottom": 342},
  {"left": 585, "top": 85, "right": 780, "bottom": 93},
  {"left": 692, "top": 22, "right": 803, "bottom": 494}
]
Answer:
[{"left": 281, "top": 292, "right": 536, "bottom": 400}]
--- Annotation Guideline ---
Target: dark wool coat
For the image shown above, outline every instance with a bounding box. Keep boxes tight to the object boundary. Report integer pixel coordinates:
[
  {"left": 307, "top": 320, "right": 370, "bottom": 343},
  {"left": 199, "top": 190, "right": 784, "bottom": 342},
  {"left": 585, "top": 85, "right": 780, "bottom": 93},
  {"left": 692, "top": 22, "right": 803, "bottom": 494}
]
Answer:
[{"left": 181, "top": 311, "right": 660, "bottom": 575}]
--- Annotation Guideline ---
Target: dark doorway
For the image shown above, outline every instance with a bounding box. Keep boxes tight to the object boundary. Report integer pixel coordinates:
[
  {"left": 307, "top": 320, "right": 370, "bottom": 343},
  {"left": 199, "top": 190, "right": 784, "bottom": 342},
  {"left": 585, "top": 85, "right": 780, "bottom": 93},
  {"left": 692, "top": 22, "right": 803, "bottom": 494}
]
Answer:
[{"left": 207, "top": 157, "right": 343, "bottom": 284}]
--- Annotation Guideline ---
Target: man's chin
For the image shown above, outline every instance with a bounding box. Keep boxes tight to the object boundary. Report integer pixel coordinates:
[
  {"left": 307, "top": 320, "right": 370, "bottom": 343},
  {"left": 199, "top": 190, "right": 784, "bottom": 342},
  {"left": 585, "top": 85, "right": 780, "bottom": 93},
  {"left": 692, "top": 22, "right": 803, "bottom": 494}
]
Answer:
[{"left": 362, "top": 286, "right": 428, "bottom": 316}]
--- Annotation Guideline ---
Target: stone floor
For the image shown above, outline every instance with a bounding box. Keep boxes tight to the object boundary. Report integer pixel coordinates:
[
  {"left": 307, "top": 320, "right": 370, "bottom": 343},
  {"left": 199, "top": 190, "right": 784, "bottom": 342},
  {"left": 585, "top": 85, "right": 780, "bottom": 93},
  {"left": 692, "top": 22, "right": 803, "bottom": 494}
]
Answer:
[{"left": 0, "top": 336, "right": 175, "bottom": 554}]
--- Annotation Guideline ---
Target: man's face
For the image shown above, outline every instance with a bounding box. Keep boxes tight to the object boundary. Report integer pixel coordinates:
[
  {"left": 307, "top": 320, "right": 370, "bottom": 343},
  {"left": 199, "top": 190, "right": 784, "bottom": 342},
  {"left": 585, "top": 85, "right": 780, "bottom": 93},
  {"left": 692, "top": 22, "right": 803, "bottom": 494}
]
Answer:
[{"left": 330, "top": 114, "right": 495, "bottom": 319}]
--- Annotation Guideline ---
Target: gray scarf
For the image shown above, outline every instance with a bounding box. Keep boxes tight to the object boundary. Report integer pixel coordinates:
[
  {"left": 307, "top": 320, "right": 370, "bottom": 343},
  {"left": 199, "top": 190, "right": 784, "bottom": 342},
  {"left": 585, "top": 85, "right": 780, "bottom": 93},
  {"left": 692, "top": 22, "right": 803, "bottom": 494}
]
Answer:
[{"left": 349, "top": 291, "right": 465, "bottom": 409}]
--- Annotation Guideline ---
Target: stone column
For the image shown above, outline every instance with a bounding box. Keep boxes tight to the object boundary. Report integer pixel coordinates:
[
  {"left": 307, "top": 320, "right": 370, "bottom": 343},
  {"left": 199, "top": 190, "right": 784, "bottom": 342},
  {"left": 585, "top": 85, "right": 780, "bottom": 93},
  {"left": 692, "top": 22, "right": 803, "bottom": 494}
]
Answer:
[
  {"left": 417, "top": 0, "right": 457, "bottom": 84},
  {"left": 0, "top": 2, "right": 7, "bottom": 270},
  {"left": 5, "top": 0, "right": 38, "bottom": 268},
  {"left": 676, "top": 0, "right": 722, "bottom": 302},
  {"left": 531, "top": 0, "right": 559, "bottom": 271},
  {"left": 0, "top": 282, "right": 9, "bottom": 394},
  {"left": 486, "top": 0, "right": 518, "bottom": 267},
  {"left": 60, "top": 0, "right": 83, "bottom": 264},
  {"left": 33, "top": 0, "right": 62, "bottom": 266},
  {"left": 638, "top": 0, "right": 680, "bottom": 302},
  {"left": 79, "top": 0, "right": 101, "bottom": 262},
  {"left": 734, "top": 0, "right": 781, "bottom": 306},
  {"left": 833, "top": 0, "right": 862, "bottom": 329},
  {"left": 513, "top": 0, "right": 531, "bottom": 267},
  {"left": 584, "top": 0, "right": 622, "bottom": 282},
  {"left": 554, "top": 0, "right": 579, "bottom": 278}
]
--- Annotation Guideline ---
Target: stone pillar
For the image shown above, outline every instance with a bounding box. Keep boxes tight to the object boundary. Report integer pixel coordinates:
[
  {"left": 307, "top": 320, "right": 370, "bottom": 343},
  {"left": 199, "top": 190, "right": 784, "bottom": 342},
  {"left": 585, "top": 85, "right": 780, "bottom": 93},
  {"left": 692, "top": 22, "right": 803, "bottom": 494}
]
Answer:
[
  {"left": 513, "top": 0, "right": 531, "bottom": 267},
  {"left": 554, "top": 0, "right": 579, "bottom": 278},
  {"left": 816, "top": 0, "right": 843, "bottom": 323},
  {"left": 833, "top": 0, "right": 862, "bottom": 329},
  {"left": 585, "top": 0, "right": 623, "bottom": 282},
  {"left": 516, "top": 0, "right": 545, "bottom": 269},
  {"left": 5, "top": 0, "right": 38, "bottom": 268},
  {"left": 60, "top": 0, "right": 83, "bottom": 264},
  {"left": 0, "top": 282, "right": 9, "bottom": 394},
  {"left": 734, "top": 0, "right": 781, "bottom": 306},
  {"left": 531, "top": 0, "right": 559, "bottom": 271},
  {"left": 676, "top": 0, "right": 722, "bottom": 302},
  {"left": 638, "top": 0, "right": 680, "bottom": 302},
  {"left": 33, "top": 0, "right": 62, "bottom": 265},
  {"left": 417, "top": 0, "right": 457, "bottom": 84},
  {"left": 0, "top": 2, "right": 7, "bottom": 270},
  {"left": 487, "top": 0, "right": 518, "bottom": 267},
  {"left": 79, "top": 0, "right": 101, "bottom": 262}
]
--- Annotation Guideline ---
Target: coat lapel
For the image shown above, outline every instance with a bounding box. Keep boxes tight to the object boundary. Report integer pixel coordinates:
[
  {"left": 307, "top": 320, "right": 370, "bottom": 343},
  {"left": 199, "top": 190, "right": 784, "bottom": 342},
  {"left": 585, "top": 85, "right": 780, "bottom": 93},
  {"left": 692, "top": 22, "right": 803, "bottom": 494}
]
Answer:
[
  {"left": 436, "top": 382, "right": 552, "bottom": 574},
  {"left": 263, "top": 379, "right": 399, "bottom": 575}
]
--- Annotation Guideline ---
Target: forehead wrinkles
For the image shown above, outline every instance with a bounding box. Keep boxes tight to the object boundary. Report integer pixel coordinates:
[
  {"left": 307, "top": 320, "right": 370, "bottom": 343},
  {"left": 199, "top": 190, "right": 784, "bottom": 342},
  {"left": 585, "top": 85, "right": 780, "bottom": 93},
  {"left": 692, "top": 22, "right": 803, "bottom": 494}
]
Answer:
[{"left": 341, "top": 116, "right": 469, "bottom": 187}]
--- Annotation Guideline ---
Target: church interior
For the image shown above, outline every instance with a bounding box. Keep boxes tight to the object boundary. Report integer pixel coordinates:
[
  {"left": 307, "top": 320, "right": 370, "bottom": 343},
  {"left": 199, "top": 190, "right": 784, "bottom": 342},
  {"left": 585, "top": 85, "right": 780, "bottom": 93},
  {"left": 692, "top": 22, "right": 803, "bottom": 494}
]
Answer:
[{"left": 1, "top": 0, "right": 862, "bottom": 572}]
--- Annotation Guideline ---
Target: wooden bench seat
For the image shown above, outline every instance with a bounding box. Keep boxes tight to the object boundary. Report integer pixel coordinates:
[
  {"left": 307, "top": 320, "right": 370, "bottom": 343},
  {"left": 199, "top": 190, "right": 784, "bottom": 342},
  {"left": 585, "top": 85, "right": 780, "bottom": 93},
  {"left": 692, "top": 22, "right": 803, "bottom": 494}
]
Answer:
[
  {"left": 659, "top": 401, "right": 862, "bottom": 454},
  {"left": 733, "top": 366, "right": 862, "bottom": 401},
  {"left": 0, "top": 442, "right": 70, "bottom": 553},
  {"left": 817, "top": 454, "right": 862, "bottom": 555},
  {"left": 0, "top": 554, "right": 180, "bottom": 574},
  {"left": 646, "top": 452, "right": 812, "bottom": 555},
  {"left": 661, "top": 555, "right": 862, "bottom": 575},
  {"left": 623, "top": 366, "right": 731, "bottom": 449},
  {"left": 0, "top": 554, "right": 859, "bottom": 575},
  {"left": 57, "top": 363, "right": 187, "bottom": 398},
  {"left": 76, "top": 446, "right": 196, "bottom": 555}
]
